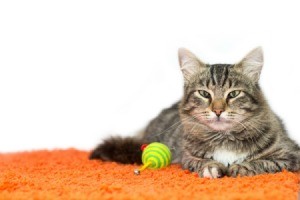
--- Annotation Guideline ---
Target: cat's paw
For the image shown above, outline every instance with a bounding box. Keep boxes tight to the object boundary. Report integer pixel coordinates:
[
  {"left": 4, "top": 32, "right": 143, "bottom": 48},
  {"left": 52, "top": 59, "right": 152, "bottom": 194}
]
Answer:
[
  {"left": 228, "top": 163, "right": 256, "bottom": 177},
  {"left": 181, "top": 158, "right": 202, "bottom": 172},
  {"left": 198, "top": 162, "right": 227, "bottom": 179}
]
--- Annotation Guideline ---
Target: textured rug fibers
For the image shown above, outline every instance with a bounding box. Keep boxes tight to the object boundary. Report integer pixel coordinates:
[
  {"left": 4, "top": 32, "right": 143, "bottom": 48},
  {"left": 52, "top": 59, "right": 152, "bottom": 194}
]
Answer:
[{"left": 0, "top": 149, "right": 299, "bottom": 200}]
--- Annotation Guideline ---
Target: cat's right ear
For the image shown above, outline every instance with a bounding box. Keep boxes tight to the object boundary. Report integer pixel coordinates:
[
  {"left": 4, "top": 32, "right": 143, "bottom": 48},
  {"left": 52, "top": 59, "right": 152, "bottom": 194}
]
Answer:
[
  {"left": 178, "top": 48, "right": 207, "bottom": 82},
  {"left": 234, "top": 47, "right": 264, "bottom": 83}
]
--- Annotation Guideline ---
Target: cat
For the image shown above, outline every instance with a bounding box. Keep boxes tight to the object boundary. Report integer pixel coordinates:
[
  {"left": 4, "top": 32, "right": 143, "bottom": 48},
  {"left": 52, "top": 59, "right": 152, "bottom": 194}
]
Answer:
[{"left": 90, "top": 47, "right": 300, "bottom": 178}]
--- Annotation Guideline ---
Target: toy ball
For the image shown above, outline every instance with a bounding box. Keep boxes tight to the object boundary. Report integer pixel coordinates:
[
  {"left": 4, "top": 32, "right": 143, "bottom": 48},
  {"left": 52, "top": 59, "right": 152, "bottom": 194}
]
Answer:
[{"left": 134, "top": 142, "right": 172, "bottom": 175}]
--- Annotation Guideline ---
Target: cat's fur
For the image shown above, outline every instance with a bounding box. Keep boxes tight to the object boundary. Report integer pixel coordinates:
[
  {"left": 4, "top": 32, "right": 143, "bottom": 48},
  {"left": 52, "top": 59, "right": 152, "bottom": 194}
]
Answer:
[{"left": 90, "top": 47, "right": 300, "bottom": 178}]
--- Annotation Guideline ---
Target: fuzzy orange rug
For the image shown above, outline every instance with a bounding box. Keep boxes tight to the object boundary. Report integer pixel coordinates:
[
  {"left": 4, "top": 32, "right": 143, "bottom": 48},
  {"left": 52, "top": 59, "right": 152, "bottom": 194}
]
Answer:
[{"left": 0, "top": 149, "right": 299, "bottom": 200}]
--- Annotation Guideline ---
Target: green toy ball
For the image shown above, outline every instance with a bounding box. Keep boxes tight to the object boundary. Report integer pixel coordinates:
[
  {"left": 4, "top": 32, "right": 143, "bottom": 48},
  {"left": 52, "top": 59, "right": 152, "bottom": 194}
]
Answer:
[{"left": 134, "top": 142, "right": 172, "bottom": 175}]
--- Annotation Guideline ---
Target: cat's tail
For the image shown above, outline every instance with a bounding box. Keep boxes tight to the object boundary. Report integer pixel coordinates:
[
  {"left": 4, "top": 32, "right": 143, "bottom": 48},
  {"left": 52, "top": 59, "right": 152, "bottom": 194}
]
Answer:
[{"left": 89, "top": 136, "right": 144, "bottom": 164}]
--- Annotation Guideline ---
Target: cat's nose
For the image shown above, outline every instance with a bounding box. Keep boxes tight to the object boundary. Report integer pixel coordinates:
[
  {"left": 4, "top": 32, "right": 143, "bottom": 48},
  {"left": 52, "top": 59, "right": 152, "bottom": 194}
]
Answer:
[
  {"left": 213, "top": 109, "right": 223, "bottom": 117},
  {"left": 212, "top": 98, "right": 225, "bottom": 117}
]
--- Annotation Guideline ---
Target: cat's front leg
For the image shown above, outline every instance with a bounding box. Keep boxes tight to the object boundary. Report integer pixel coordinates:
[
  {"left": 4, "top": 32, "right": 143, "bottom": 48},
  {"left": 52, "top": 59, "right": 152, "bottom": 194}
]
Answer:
[
  {"left": 228, "top": 152, "right": 300, "bottom": 177},
  {"left": 181, "top": 154, "right": 227, "bottom": 178}
]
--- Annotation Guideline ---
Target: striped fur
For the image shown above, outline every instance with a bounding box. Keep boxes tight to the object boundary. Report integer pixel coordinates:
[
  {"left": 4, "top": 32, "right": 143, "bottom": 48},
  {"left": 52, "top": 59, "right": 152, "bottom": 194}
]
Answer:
[{"left": 90, "top": 47, "right": 300, "bottom": 178}]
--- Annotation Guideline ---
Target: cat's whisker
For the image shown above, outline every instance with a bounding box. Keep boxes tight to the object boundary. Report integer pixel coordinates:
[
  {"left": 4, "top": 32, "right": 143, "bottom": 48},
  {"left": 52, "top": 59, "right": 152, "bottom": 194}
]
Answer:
[
  {"left": 230, "top": 119, "right": 251, "bottom": 134},
  {"left": 231, "top": 119, "right": 266, "bottom": 149},
  {"left": 153, "top": 117, "right": 191, "bottom": 137},
  {"left": 189, "top": 123, "right": 198, "bottom": 134}
]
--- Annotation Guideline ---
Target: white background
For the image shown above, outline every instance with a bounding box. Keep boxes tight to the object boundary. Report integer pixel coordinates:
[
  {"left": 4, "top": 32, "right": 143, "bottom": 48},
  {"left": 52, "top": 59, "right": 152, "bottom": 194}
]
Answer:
[{"left": 1, "top": 1, "right": 300, "bottom": 152}]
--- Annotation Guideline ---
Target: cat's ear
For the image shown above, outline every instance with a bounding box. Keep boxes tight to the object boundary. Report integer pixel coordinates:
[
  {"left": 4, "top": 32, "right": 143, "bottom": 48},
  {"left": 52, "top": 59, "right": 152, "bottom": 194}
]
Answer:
[
  {"left": 178, "top": 48, "right": 207, "bottom": 82},
  {"left": 235, "top": 47, "right": 264, "bottom": 82}
]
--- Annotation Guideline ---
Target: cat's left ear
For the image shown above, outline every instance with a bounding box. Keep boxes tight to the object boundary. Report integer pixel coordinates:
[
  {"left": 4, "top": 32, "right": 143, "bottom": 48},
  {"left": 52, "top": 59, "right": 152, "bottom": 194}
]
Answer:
[
  {"left": 234, "top": 47, "right": 264, "bottom": 82},
  {"left": 178, "top": 48, "right": 207, "bottom": 82}
]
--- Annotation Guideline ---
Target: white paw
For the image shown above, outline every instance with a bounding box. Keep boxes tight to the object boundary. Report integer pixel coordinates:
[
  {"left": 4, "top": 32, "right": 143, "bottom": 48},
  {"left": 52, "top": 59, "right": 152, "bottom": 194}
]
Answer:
[{"left": 202, "top": 167, "right": 220, "bottom": 179}]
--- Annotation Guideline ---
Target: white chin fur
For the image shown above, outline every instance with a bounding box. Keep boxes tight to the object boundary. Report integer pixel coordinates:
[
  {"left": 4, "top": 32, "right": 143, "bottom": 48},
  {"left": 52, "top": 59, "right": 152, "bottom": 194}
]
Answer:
[{"left": 209, "top": 122, "right": 232, "bottom": 131}]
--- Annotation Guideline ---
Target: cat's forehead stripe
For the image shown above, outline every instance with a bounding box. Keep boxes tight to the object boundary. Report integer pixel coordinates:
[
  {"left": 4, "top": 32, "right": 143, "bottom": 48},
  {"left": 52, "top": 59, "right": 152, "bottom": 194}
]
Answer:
[
  {"left": 206, "top": 64, "right": 233, "bottom": 87},
  {"left": 222, "top": 66, "right": 229, "bottom": 87},
  {"left": 209, "top": 65, "right": 216, "bottom": 85}
]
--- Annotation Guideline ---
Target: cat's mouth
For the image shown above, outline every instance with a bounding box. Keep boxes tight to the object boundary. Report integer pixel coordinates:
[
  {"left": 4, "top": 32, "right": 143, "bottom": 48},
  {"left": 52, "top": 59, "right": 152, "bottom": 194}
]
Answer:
[
  {"left": 205, "top": 118, "right": 233, "bottom": 131},
  {"left": 191, "top": 114, "right": 234, "bottom": 131},
  {"left": 198, "top": 115, "right": 230, "bottom": 123}
]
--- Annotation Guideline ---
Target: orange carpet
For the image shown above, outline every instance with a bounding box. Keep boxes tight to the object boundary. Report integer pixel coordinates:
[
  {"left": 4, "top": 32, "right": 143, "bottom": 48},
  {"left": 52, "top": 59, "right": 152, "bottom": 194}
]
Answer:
[{"left": 0, "top": 149, "right": 299, "bottom": 200}]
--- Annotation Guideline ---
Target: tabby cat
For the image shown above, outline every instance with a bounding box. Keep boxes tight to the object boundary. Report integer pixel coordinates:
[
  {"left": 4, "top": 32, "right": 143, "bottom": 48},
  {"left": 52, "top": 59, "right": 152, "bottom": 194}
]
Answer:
[{"left": 90, "top": 47, "right": 300, "bottom": 178}]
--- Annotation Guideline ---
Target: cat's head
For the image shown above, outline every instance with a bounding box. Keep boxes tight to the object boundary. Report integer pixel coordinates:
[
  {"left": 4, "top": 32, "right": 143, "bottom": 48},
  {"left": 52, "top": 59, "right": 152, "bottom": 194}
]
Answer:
[{"left": 179, "top": 47, "right": 265, "bottom": 132}]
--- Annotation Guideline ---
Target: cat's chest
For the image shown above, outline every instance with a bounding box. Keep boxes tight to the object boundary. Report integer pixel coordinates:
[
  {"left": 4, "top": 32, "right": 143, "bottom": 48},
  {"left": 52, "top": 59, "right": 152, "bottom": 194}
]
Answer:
[{"left": 212, "top": 148, "right": 248, "bottom": 166}]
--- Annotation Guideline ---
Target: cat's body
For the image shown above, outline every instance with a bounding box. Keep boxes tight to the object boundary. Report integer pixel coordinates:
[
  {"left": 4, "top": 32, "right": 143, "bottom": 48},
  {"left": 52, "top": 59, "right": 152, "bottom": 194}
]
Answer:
[{"left": 90, "top": 48, "right": 300, "bottom": 178}]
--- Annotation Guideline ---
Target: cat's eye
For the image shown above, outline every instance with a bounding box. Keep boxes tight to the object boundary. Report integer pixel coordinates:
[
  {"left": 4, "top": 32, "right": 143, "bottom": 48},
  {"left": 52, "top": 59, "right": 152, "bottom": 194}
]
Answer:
[
  {"left": 228, "top": 90, "right": 241, "bottom": 98},
  {"left": 197, "top": 90, "right": 211, "bottom": 99}
]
